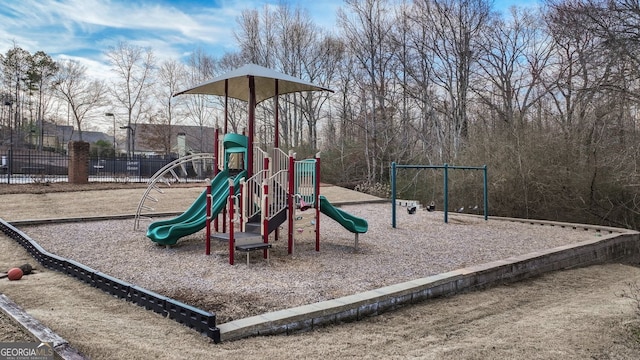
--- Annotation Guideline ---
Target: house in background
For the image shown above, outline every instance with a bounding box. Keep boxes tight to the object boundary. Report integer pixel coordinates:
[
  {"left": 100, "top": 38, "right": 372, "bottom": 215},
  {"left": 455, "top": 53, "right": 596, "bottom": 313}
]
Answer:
[
  {"left": 69, "top": 130, "right": 112, "bottom": 144},
  {"left": 47, "top": 123, "right": 112, "bottom": 154},
  {"left": 1, "top": 122, "right": 107, "bottom": 154},
  {"left": 134, "top": 124, "right": 217, "bottom": 157}
]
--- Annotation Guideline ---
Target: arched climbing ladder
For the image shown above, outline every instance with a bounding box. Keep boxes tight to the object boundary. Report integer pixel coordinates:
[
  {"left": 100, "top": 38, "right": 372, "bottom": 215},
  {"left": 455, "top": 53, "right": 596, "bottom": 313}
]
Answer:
[{"left": 134, "top": 153, "right": 216, "bottom": 230}]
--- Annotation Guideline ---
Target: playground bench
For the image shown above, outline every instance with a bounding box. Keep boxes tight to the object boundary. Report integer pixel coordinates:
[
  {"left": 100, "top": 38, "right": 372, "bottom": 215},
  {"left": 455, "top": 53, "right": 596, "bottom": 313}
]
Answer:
[{"left": 235, "top": 243, "right": 272, "bottom": 266}]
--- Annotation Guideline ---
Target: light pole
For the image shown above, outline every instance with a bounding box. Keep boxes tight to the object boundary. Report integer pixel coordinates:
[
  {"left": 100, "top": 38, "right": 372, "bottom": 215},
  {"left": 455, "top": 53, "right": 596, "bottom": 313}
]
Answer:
[{"left": 105, "top": 113, "right": 116, "bottom": 156}]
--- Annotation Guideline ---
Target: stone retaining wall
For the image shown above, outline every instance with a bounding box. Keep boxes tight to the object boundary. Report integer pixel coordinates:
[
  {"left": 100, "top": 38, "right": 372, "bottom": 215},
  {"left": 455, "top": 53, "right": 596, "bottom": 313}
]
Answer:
[{"left": 219, "top": 223, "right": 639, "bottom": 341}]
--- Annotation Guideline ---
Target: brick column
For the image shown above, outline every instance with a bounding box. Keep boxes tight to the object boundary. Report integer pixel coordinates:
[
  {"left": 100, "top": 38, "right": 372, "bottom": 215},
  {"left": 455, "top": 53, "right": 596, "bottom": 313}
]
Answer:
[{"left": 68, "top": 141, "right": 90, "bottom": 184}]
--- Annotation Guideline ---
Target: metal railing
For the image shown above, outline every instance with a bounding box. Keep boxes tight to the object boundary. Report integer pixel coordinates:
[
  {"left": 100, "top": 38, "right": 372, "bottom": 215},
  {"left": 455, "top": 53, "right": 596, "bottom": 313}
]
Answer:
[
  {"left": 271, "top": 147, "right": 289, "bottom": 174},
  {"left": 266, "top": 169, "right": 289, "bottom": 220},
  {"left": 253, "top": 144, "right": 270, "bottom": 177},
  {"left": 241, "top": 146, "right": 271, "bottom": 230},
  {"left": 242, "top": 169, "right": 269, "bottom": 228},
  {"left": 242, "top": 147, "right": 293, "bottom": 229},
  {"left": 294, "top": 159, "right": 317, "bottom": 206}
]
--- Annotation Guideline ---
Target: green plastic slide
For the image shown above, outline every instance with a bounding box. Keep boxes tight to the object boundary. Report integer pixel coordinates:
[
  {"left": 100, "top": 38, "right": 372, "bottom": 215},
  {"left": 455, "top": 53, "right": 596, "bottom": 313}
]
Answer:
[
  {"left": 146, "top": 169, "right": 246, "bottom": 246},
  {"left": 319, "top": 195, "right": 368, "bottom": 234}
]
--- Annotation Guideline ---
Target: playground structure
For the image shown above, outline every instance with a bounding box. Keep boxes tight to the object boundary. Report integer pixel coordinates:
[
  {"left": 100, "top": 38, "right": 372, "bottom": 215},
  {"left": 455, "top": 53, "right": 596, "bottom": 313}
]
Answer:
[
  {"left": 7, "top": 66, "right": 640, "bottom": 351},
  {"left": 141, "top": 64, "right": 368, "bottom": 265},
  {"left": 390, "top": 162, "right": 488, "bottom": 227}
]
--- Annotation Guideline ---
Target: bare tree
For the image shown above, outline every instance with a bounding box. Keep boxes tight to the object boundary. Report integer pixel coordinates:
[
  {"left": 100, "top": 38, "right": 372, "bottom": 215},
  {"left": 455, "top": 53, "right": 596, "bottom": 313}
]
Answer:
[
  {"left": 52, "top": 60, "right": 108, "bottom": 141},
  {"left": 474, "top": 8, "right": 553, "bottom": 129},
  {"left": 338, "top": 0, "right": 397, "bottom": 184},
  {"left": 298, "top": 35, "right": 344, "bottom": 150},
  {"left": 551, "top": 0, "right": 640, "bottom": 78},
  {"left": 539, "top": 0, "right": 640, "bottom": 228},
  {"left": 273, "top": 5, "right": 342, "bottom": 150},
  {"left": 183, "top": 48, "right": 220, "bottom": 150},
  {"left": 106, "top": 41, "right": 155, "bottom": 157},
  {"left": 412, "top": 0, "right": 492, "bottom": 159},
  {"left": 235, "top": 7, "right": 276, "bottom": 68},
  {"left": 467, "top": 8, "right": 555, "bottom": 218},
  {"left": 387, "top": 0, "right": 440, "bottom": 164},
  {"left": 141, "top": 59, "right": 186, "bottom": 156},
  {"left": 233, "top": 3, "right": 341, "bottom": 151}
]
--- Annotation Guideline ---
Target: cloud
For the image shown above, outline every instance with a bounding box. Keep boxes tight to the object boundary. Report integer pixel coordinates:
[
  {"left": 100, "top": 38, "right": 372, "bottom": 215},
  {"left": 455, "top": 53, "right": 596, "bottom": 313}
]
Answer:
[
  {"left": 56, "top": 54, "right": 113, "bottom": 82},
  {"left": 0, "top": 0, "right": 346, "bottom": 87},
  {"left": 0, "top": 0, "right": 245, "bottom": 63}
]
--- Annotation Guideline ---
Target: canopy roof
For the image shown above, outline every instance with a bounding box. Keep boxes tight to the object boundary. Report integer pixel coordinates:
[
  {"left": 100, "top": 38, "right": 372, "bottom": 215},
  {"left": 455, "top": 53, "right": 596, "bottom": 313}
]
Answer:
[
  {"left": 173, "top": 63, "right": 333, "bottom": 103},
  {"left": 173, "top": 63, "right": 333, "bottom": 178}
]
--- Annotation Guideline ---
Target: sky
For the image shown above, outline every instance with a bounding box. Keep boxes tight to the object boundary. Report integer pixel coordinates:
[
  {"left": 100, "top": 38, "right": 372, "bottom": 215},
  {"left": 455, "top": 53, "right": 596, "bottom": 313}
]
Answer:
[{"left": 0, "top": 0, "right": 540, "bottom": 82}]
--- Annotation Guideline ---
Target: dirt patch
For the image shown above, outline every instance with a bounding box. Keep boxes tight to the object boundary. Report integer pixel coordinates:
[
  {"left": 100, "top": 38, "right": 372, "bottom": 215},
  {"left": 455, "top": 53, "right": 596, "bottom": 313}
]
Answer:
[{"left": 0, "top": 311, "right": 33, "bottom": 342}]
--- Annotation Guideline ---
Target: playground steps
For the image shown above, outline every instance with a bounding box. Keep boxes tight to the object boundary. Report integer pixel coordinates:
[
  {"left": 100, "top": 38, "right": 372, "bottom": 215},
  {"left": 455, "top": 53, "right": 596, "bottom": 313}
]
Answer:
[
  {"left": 267, "top": 207, "right": 288, "bottom": 234},
  {"left": 213, "top": 208, "right": 286, "bottom": 245},
  {"left": 235, "top": 243, "right": 272, "bottom": 266},
  {"left": 244, "top": 221, "right": 260, "bottom": 233},
  {"left": 245, "top": 207, "right": 288, "bottom": 236},
  {"left": 212, "top": 231, "right": 261, "bottom": 246}
]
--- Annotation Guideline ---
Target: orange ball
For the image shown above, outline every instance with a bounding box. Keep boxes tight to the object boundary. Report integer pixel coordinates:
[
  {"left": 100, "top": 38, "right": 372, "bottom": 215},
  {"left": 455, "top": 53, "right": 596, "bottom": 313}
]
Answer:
[{"left": 7, "top": 267, "right": 23, "bottom": 281}]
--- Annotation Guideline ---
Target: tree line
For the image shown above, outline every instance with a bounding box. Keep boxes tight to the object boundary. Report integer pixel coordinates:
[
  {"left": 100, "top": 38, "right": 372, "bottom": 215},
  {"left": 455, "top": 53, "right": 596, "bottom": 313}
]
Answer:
[{"left": 1, "top": 0, "right": 640, "bottom": 229}]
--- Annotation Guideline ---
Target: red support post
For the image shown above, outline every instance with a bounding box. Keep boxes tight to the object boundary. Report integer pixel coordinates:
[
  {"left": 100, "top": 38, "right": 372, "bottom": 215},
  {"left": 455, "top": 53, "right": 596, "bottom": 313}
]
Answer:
[
  {"left": 228, "top": 179, "right": 235, "bottom": 265},
  {"left": 264, "top": 156, "right": 276, "bottom": 241},
  {"left": 224, "top": 80, "right": 229, "bottom": 134},
  {"left": 214, "top": 128, "right": 220, "bottom": 232},
  {"left": 315, "top": 153, "right": 321, "bottom": 251},
  {"left": 206, "top": 185, "right": 212, "bottom": 255},
  {"left": 262, "top": 180, "right": 269, "bottom": 259},
  {"left": 274, "top": 80, "right": 279, "bottom": 148},
  {"left": 287, "top": 151, "right": 295, "bottom": 254},
  {"left": 239, "top": 183, "right": 243, "bottom": 232},
  {"left": 247, "top": 76, "right": 255, "bottom": 178}
]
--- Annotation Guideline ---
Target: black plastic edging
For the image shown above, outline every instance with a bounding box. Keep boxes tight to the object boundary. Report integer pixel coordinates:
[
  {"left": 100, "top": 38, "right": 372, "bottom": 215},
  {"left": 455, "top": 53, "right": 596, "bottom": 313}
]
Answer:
[{"left": 0, "top": 218, "right": 221, "bottom": 343}]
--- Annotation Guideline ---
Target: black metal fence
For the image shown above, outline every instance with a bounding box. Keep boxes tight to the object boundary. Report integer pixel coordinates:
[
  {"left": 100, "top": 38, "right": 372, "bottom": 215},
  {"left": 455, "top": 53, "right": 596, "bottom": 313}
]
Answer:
[{"left": 0, "top": 150, "right": 212, "bottom": 184}]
